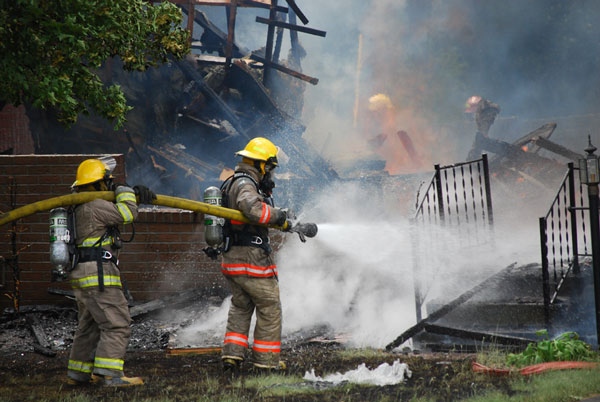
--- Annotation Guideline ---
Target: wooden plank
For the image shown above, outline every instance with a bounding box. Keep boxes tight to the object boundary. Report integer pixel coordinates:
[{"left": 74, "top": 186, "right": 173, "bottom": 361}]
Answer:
[
  {"left": 283, "top": 0, "right": 308, "bottom": 25},
  {"left": 255, "top": 16, "right": 326, "bottom": 37},
  {"left": 166, "top": 347, "right": 222, "bottom": 356},
  {"left": 26, "top": 314, "right": 57, "bottom": 356},
  {"left": 129, "top": 288, "right": 206, "bottom": 317},
  {"left": 249, "top": 53, "right": 319, "bottom": 85},
  {"left": 512, "top": 122, "right": 556, "bottom": 153},
  {"left": 532, "top": 136, "right": 583, "bottom": 161}
]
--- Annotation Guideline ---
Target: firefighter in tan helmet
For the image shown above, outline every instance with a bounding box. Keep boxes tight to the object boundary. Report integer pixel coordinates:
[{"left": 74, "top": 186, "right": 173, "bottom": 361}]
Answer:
[
  {"left": 66, "top": 157, "right": 155, "bottom": 387},
  {"left": 465, "top": 95, "right": 501, "bottom": 160}
]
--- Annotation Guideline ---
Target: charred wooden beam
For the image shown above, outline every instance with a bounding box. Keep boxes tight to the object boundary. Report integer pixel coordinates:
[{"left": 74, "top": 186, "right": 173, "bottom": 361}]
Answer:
[
  {"left": 177, "top": 60, "right": 250, "bottom": 139},
  {"left": 181, "top": 0, "right": 288, "bottom": 13},
  {"left": 225, "top": 0, "right": 238, "bottom": 65},
  {"left": 475, "top": 132, "right": 562, "bottom": 168},
  {"left": 47, "top": 287, "right": 75, "bottom": 299},
  {"left": 147, "top": 143, "right": 225, "bottom": 182},
  {"left": 228, "top": 60, "right": 305, "bottom": 134},
  {"left": 532, "top": 136, "right": 583, "bottom": 161},
  {"left": 166, "top": 347, "right": 222, "bottom": 355},
  {"left": 129, "top": 288, "right": 208, "bottom": 317},
  {"left": 179, "top": 6, "right": 249, "bottom": 58},
  {"left": 513, "top": 122, "right": 556, "bottom": 153},
  {"left": 284, "top": 0, "right": 308, "bottom": 25},
  {"left": 255, "top": 16, "right": 326, "bottom": 37},
  {"left": 250, "top": 53, "right": 319, "bottom": 85},
  {"left": 26, "top": 315, "right": 57, "bottom": 357},
  {"left": 262, "top": 0, "right": 279, "bottom": 87},
  {"left": 423, "top": 324, "right": 533, "bottom": 347}
]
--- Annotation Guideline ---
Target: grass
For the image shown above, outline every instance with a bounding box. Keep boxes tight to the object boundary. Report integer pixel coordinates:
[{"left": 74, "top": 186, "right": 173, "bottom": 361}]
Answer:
[
  {"left": 463, "top": 368, "right": 600, "bottom": 402},
  {"left": 1, "top": 343, "right": 599, "bottom": 402}
]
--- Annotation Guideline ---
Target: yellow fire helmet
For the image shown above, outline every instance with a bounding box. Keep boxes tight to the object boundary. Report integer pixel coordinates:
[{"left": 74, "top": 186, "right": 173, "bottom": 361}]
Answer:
[
  {"left": 72, "top": 158, "right": 113, "bottom": 188},
  {"left": 236, "top": 137, "right": 279, "bottom": 166},
  {"left": 368, "top": 93, "right": 393, "bottom": 111}
]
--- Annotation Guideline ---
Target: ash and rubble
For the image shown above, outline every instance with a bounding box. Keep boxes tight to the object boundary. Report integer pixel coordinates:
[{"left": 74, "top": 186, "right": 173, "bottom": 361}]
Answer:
[
  {"left": 0, "top": 298, "right": 216, "bottom": 355},
  {"left": 0, "top": 306, "right": 169, "bottom": 355},
  {"left": 0, "top": 294, "right": 341, "bottom": 357}
]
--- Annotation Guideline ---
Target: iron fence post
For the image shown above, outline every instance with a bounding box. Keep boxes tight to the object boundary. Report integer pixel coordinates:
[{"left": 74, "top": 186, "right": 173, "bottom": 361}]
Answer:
[
  {"left": 567, "top": 162, "right": 580, "bottom": 274},
  {"left": 587, "top": 183, "right": 600, "bottom": 348},
  {"left": 539, "top": 217, "right": 550, "bottom": 324},
  {"left": 482, "top": 154, "right": 494, "bottom": 226},
  {"left": 434, "top": 164, "right": 444, "bottom": 223}
]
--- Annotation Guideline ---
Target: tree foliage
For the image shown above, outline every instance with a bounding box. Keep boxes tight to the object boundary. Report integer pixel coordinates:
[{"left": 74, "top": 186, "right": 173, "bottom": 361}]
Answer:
[{"left": 0, "top": 0, "right": 190, "bottom": 128}]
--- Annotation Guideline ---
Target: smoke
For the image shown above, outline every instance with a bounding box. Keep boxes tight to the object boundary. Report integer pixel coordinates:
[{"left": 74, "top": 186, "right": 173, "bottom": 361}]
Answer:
[
  {"left": 278, "top": 182, "right": 414, "bottom": 348},
  {"left": 173, "top": 1, "right": 591, "bottom": 349},
  {"left": 195, "top": 1, "right": 600, "bottom": 172},
  {"left": 278, "top": 178, "right": 543, "bottom": 348},
  {"left": 176, "top": 175, "right": 542, "bottom": 350},
  {"left": 294, "top": 0, "right": 600, "bottom": 168}
]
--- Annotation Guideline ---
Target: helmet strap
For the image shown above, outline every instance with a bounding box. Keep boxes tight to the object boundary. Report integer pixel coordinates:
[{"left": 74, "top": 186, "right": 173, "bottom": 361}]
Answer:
[
  {"left": 247, "top": 159, "right": 265, "bottom": 175},
  {"left": 93, "top": 181, "right": 109, "bottom": 191}
]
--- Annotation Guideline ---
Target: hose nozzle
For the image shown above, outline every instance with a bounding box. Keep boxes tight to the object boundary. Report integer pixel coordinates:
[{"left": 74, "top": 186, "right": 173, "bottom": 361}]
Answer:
[{"left": 289, "top": 222, "right": 318, "bottom": 242}]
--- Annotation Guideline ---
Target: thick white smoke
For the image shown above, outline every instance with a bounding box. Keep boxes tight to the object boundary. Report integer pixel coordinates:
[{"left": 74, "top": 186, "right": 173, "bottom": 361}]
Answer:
[
  {"left": 174, "top": 0, "right": 584, "bottom": 350},
  {"left": 176, "top": 175, "right": 543, "bottom": 350}
]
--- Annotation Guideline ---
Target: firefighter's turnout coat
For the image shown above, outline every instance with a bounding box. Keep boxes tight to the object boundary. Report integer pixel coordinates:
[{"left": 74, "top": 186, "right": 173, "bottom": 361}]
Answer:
[
  {"left": 221, "top": 162, "right": 287, "bottom": 368},
  {"left": 67, "top": 186, "right": 138, "bottom": 382}
]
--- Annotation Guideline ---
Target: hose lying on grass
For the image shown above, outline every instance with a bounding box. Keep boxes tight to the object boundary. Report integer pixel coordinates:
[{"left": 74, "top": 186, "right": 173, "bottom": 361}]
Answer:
[{"left": 472, "top": 361, "right": 599, "bottom": 376}]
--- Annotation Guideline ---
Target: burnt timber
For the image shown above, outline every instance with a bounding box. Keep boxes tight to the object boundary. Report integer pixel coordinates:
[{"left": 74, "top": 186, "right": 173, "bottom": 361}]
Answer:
[{"left": 26, "top": 1, "right": 335, "bottom": 201}]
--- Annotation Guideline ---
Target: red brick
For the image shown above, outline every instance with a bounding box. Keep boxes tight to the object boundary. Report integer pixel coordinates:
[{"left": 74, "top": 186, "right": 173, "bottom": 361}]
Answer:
[{"left": 0, "top": 155, "right": 238, "bottom": 309}]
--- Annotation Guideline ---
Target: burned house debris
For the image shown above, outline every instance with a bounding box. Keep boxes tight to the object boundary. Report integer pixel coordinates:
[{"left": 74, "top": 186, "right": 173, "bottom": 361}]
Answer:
[
  {"left": 3, "top": 1, "right": 600, "bottom": 360},
  {"left": 25, "top": 0, "right": 335, "bottom": 207}
]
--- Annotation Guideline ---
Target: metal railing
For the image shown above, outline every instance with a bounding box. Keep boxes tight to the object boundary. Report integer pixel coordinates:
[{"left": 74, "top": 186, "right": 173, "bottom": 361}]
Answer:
[
  {"left": 415, "top": 154, "right": 493, "bottom": 227},
  {"left": 539, "top": 162, "right": 590, "bottom": 309},
  {"left": 412, "top": 154, "right": 494, "bottom": 321}
]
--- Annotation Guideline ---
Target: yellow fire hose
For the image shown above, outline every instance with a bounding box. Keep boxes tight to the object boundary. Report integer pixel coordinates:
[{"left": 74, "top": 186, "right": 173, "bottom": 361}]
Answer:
[{"left": 0, "top": 192, "right": 286, "bottom": 230}]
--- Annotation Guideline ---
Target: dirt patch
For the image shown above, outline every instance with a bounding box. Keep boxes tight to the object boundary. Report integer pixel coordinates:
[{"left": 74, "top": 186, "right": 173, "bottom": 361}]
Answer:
[
  {"left": 0, "top": 346, "right": 515, "bottom": 402},
  {"left": 0, "top": 303, "right": 516, "bottom": 401}
]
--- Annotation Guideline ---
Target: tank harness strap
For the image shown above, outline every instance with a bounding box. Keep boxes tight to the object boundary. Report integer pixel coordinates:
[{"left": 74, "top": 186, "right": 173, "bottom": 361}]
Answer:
[
  {"left": 76, "top": 247, "right": 119, "bottom": 292},
  {"left": 76, "top": 228, "right": 117, "bottom": 292},
  {"left": 230, "top": 231, "right": 272, "bottom": 255},
  {"left": 223, "top": 172, "right": 272, "bottom": 255}
]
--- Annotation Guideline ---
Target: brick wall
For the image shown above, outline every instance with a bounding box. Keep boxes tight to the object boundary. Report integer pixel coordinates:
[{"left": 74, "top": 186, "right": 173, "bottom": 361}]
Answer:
[
  {"left": 0, "top": 104, "right": 34, "bottom": 154},
  {"left": 0, "top": 155, "right": 228, "bottom": 311}
]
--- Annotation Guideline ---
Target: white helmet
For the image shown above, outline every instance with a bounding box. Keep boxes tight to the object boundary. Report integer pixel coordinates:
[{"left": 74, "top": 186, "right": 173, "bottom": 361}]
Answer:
[{"left": 465, "top": 95, "right": 482, "bottom": 113}]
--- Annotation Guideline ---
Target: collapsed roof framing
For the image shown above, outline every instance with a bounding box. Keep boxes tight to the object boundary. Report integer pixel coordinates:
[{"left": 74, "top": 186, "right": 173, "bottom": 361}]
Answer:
[{"left": 166, "top": 0, "right": 326, "bottom": 87}]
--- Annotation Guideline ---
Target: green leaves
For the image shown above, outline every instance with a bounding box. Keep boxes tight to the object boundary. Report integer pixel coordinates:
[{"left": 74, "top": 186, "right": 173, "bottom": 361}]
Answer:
[
  {"left": 507, "top": 330, "right": 595, "bottom": 367},
  {"left": 0, "top": 0, "right": 190, "bottom": 128}
]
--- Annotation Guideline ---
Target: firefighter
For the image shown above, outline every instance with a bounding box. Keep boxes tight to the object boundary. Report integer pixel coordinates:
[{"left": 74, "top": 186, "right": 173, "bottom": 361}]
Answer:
[
  {"left": 66, "top": 158, "right": 156, "bottom": 387},
  {"left": 465, "top": 95, "right": 501, "bottom": 160},
  {"left": 464, "top": 95, "right": 501, "bottom": 137},
  {"left": 220, "top": 137, "right": 290, "bottom": 376}
]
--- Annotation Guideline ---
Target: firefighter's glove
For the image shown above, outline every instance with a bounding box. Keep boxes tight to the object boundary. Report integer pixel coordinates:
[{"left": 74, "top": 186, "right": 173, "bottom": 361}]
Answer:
[
  {"left": 276, "top": 208, "right": 296, "bottom": 232},
  {"left": 133, "top": 185, "right": 157, "bottom": 205}
]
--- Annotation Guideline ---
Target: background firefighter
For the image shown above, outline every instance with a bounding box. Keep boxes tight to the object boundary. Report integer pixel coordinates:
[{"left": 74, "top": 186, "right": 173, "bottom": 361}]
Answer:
[
  {"left": 67, "top": 158, "right": 156, "bottom": 387},
  {"left": 219, "top": 137, "right": 292, "bottom": 375},
  {"left": 465, "top": 95, "right": 501, "bottom": 160},
  {"left": 362, "top": 93, "right": 422, "bottom": 173}
]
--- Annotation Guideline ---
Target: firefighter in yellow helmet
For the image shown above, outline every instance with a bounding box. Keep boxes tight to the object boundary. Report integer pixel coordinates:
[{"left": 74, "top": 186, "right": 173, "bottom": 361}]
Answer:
[
  {"left": 219, "top": 137, "right": 291, "bottom": 376},
  {"left": 66, "top": 158, "right": 155, "bottom": 387}
]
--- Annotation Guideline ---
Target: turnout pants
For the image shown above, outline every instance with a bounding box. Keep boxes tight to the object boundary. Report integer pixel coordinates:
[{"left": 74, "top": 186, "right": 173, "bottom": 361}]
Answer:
[
  {"left": 222, "top": 275, "right": 282, "bottom": 368},
  {"left": 67, "top": 261, "right": 131, "bottom": 381}
]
